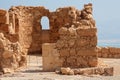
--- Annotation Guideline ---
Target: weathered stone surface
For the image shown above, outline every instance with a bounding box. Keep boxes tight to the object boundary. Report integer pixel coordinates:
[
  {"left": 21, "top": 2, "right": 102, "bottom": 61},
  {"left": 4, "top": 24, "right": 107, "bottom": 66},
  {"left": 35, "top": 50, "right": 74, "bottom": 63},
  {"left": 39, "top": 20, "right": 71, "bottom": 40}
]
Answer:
[
  {"left": 2, "top": 3, "right": 115, "bottom": 76},
  {"left": 61, "top": 67, "right": 71, "bottom": 75},
  {"left": 0, "top": 33, "right": 25, "bottom": 73},
  {"left": 3, "top": 68, "right": 14, "bottom": 74},
  {"left": 7, "top": 3, "right": 97, "bottom": 54},
  {"left": 0, "top": 24, "right": 9, "bottom": 33},
  {"left": 0, "top": 9, "right": 6, "bottom": 16},
  {"left": 42, "top": 3, "right": 98, "bottom": 71},
  {"left": 42, "top": 43, "right": 62, "bottom": 71},
  {"left": 98, "top": 47, "right": 120, "bottom": 58},
  {"left": 58, "top": 66, "right": 113, "bottom": 76},
  {"left": 0, "top": 16, "right": 7, "bottom": 24}
]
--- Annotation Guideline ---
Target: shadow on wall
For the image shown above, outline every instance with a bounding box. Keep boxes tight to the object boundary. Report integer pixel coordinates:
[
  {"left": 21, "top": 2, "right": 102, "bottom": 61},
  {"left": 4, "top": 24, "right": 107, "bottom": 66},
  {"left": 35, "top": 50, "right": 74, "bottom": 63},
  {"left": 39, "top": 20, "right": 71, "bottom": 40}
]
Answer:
[{"left": 28, "top": 16, "right": 50, "bottom": 54}]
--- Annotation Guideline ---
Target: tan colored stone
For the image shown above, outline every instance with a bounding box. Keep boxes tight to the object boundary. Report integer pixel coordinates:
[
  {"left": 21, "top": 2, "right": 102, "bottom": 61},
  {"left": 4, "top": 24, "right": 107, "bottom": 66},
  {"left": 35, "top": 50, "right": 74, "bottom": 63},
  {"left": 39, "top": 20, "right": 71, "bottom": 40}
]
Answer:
[
  {"left": 0, "top": 16, "right": 7, "bottom": 24},
  {"left": 0, "top": 3, "right": 99, "bottom": 72},
  {"left": 77, "top": 56, "right": 88, "bottom": 67},
  {"left": 76, "top": 27, "right": 97, "bottom": 36},
  {"left": 88, "top": 57, "right": 98, "bottom": 67},
  {"left": 59, "top": 48, "right": 70, "bottom": 57},
  {"left": 77, "top": 49, "right": 97, "bottom": 56},
  {"left": 104, "top": 67, "right": 113, "bottom": 76},
  {"left": 109, "top": 47, "right": 120, "bottom": 53},
  {"left": 0, "top": 9, "right": 6, "bottom": 16},
  {"left": 68, "top": 26, "right": 77, "bottom": 36},
  {"left": 61, "top": 67, "right": 71, "bottom": 75},
  {"left": 74, "top": 69, "right": 80, "bottom": 75},
  {"left": 3, "top": 68, "right": 14, "bottom": 74},
  {"left": 101, "top": 47, "right": 109, "bottom": 53},
  {"left": 69, "top": 48, "right": 76, "bottom": 56},
  {"left": 68, "top": 69, "right": 74, "bottom": 75},
  {"left": 68, "top": 39, "right": 75, "bottom": 47},
  {"left": 59, "top": 27, "right": 68, "bottom": 35},
  {"left": 2, "top": 51, "right": 13, "bottom": 58}
]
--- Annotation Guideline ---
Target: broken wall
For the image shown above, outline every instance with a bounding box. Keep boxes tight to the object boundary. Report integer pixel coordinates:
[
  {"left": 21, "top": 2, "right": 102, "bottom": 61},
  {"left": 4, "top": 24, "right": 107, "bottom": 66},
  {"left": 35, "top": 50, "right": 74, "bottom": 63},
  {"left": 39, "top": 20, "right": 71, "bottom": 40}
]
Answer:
[
  {"left": 8, "top": 4, "right": 90, "bottom": 54},
  {"left": 98, "top": 47, "right": 120, "bottom": 58},
  {"left": 0, "top": 9, "right": 25, "bottom": 73},
  {"left": 9, "top": 6, "right": 50, "bottom": 54},
  {"left": 42, "top": 3, "right": 98, "bottom": 71}
]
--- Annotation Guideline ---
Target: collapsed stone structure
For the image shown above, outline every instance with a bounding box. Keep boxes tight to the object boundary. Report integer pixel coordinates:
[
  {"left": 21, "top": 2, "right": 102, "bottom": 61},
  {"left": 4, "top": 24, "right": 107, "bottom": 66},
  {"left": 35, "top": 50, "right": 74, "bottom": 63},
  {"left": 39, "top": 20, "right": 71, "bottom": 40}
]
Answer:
[
  {"left": 0, "top": 3, "right": 114, "bottom": 75},
  {"left": 0, "top": 9, "right": 26, "bottom": 73}
]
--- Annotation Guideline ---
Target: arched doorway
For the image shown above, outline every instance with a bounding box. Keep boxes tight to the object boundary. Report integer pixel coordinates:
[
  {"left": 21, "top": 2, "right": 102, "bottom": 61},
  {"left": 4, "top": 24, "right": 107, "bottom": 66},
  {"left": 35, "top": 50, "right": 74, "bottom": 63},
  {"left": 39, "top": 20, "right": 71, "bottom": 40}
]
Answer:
[{"left": 41, "top": 16, "right": 50, "bottom": 43}]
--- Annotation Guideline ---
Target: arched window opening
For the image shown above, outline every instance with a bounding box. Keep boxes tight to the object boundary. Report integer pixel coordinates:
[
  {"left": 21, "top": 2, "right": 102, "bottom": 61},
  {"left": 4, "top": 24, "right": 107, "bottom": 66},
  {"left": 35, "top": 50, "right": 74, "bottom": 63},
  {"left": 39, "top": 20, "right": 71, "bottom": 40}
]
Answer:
[{"left": 41, "top": 16, "right": 49, "bottom": 30}]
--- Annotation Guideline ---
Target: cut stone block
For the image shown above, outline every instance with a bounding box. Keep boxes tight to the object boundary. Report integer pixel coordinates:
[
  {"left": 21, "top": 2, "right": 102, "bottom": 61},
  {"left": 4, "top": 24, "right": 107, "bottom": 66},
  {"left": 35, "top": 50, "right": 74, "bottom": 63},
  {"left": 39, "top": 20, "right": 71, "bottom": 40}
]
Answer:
[
  {"left": 0, "top": 16, "right": 7, "bottom": 24},
  {"left": 76, "top": 27, "right": 97, "bottom": 37},
  {"left": 0, "top": 9, "right": 6, "bottom": 16}
]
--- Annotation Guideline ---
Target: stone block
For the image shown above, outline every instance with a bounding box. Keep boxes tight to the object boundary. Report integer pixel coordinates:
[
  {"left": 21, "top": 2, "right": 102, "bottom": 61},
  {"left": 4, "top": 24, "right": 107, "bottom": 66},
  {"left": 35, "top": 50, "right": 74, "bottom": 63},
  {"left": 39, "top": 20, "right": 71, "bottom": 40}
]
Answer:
[
  {"left": 109, "top": 47, "right": 120, "bottom": 54},
  {"left": 43, "top": 56, "right": 62, "bottom": 71},
  {"left": 90, "top": 36, "right": 97, "bottom": 47},
  {"left": 59, "top": 48, "right": 70, "bottom": 57},
  {"left": 76, "top": 38, "right": 90, "bottom": 47},
  {"left": 77, "top": 49, "right": 97, "bottom": 56},
  {"left": 60, "top": 67, "right": 72, "bottom": 75},
  {"left": 2, "top": 51, "right": 13, "bottom": 59},
  {"left": 69, "top": 48, "right": 76, "bottom": 56},
  {"left": 0, "top": 16, "right": 7, "bottom": 24},
  {"left": 0, "top": 9, "right": 6, "bottom": 16},
  {"left": 61, "top": 67, "right": 71, "bottom": 75},
  {"left": 88, "top": 57, "right": 98, "bottom": 67},
  {"left": 0, "top": 24, "right": 9, "bottom": 32},
  {"left": 67, "top": 56, "right": 77, "bottom": 67},
  {"left": 77, "top": 56, "right": 88, "bottom": 67},
  {"left": 101, "top": 47, "right": 109, "bottom": 53},
  {"left": 42, "top": 43, "right": 56, "bottom": 57},
  {"left": 76, "top": 27, "right": 97, "bottom": 37},
  {"left": 3, "top": 68, "right": 14, "bottom": 74}
]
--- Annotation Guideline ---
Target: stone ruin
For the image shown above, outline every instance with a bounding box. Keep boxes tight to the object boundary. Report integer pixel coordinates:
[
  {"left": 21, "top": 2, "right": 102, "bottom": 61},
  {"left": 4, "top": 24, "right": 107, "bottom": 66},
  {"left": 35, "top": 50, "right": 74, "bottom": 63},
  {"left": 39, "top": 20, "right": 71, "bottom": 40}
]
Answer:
[{"left": 0, "top": 3, "right": 114, "bottom": 75}]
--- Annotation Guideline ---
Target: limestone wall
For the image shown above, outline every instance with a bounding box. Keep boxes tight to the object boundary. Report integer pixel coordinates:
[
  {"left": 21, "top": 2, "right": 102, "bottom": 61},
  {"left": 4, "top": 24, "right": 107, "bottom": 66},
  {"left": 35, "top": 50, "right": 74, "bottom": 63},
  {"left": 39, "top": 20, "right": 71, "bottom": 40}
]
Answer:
[
  {"left": 8, "top": 3, "right": 96, "bottom": 54},
  {"left": 42, "top": 3, "right": 98, "bottom": 71},
  {"left": 0, "top": 9, "right": 9, "bottom": 33},
  {"left": 0, "top": 9, "right": 26, "bottom": 73},
  {"left": 9, "top": 6, "right": 50, "bottom": 54},
  {"left": 98, "top": 47, "right": 120, "bottom": 58}
]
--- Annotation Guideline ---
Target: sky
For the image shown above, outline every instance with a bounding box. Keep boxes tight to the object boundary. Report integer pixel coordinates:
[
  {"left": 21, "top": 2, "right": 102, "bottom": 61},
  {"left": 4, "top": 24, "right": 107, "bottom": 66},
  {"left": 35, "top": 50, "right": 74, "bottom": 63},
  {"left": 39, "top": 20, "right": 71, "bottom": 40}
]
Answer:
[{"left": 0, "top": 0, "right": 120, "bottom": 41}]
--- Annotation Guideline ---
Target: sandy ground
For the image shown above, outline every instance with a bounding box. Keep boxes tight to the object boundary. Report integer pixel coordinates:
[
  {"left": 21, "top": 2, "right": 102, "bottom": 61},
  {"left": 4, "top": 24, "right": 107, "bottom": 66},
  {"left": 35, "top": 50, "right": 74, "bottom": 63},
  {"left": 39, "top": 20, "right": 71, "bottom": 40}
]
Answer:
[{"left": 0, "top": 55, "right": 120, "bottom": 80}]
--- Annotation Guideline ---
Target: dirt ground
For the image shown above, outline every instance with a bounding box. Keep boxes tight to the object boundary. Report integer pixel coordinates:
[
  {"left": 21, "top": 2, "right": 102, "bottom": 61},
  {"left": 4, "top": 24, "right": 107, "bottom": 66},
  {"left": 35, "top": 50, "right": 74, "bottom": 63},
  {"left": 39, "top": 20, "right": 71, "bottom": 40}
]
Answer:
[{"left": 0, "top": 55, "right": 120, "bottom": 80}]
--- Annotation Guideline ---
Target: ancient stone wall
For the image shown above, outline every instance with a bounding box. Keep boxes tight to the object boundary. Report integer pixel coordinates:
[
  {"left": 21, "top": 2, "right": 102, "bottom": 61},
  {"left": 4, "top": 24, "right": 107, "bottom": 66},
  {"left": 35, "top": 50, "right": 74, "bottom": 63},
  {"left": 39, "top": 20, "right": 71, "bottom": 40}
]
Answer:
[
  {"left": 9, "top": 6, "right": 49, "bottom": 54},
  {"left": 42, "top": 3, "right": 98, "bottom": 71},
  {"left": 0, "top": 9, "right": 26, "bottom": 73},
  {"left": 8, "top": 3, "right": 96, "bottom": 54},
  {"left": 98, "top": 47, "right": 120, "bottom": 58},
  {"left": 0, "top": 9, "right": 9, "bottom": 33}
]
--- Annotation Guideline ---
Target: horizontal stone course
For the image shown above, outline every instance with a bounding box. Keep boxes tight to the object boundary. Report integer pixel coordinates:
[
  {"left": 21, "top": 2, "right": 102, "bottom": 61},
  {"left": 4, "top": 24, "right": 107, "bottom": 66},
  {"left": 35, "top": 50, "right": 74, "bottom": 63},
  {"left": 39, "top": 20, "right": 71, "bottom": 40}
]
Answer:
[{"left": 98, "top": 47, "right": 120, "bottom": 58}]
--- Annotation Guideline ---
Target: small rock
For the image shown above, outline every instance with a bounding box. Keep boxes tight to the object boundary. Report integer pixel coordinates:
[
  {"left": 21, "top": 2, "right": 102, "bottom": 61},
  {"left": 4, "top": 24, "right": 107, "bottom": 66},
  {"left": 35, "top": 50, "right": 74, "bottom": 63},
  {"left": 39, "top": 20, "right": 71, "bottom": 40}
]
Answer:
[
  {"left": 3, "top": 68, "right": 14, "bottom": 74},
  {"left": 68, "top": 69, "right": 74, "bottom": 75},
  {"left": 61, "top": 67, "right": 71, "bottom": 75}
]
